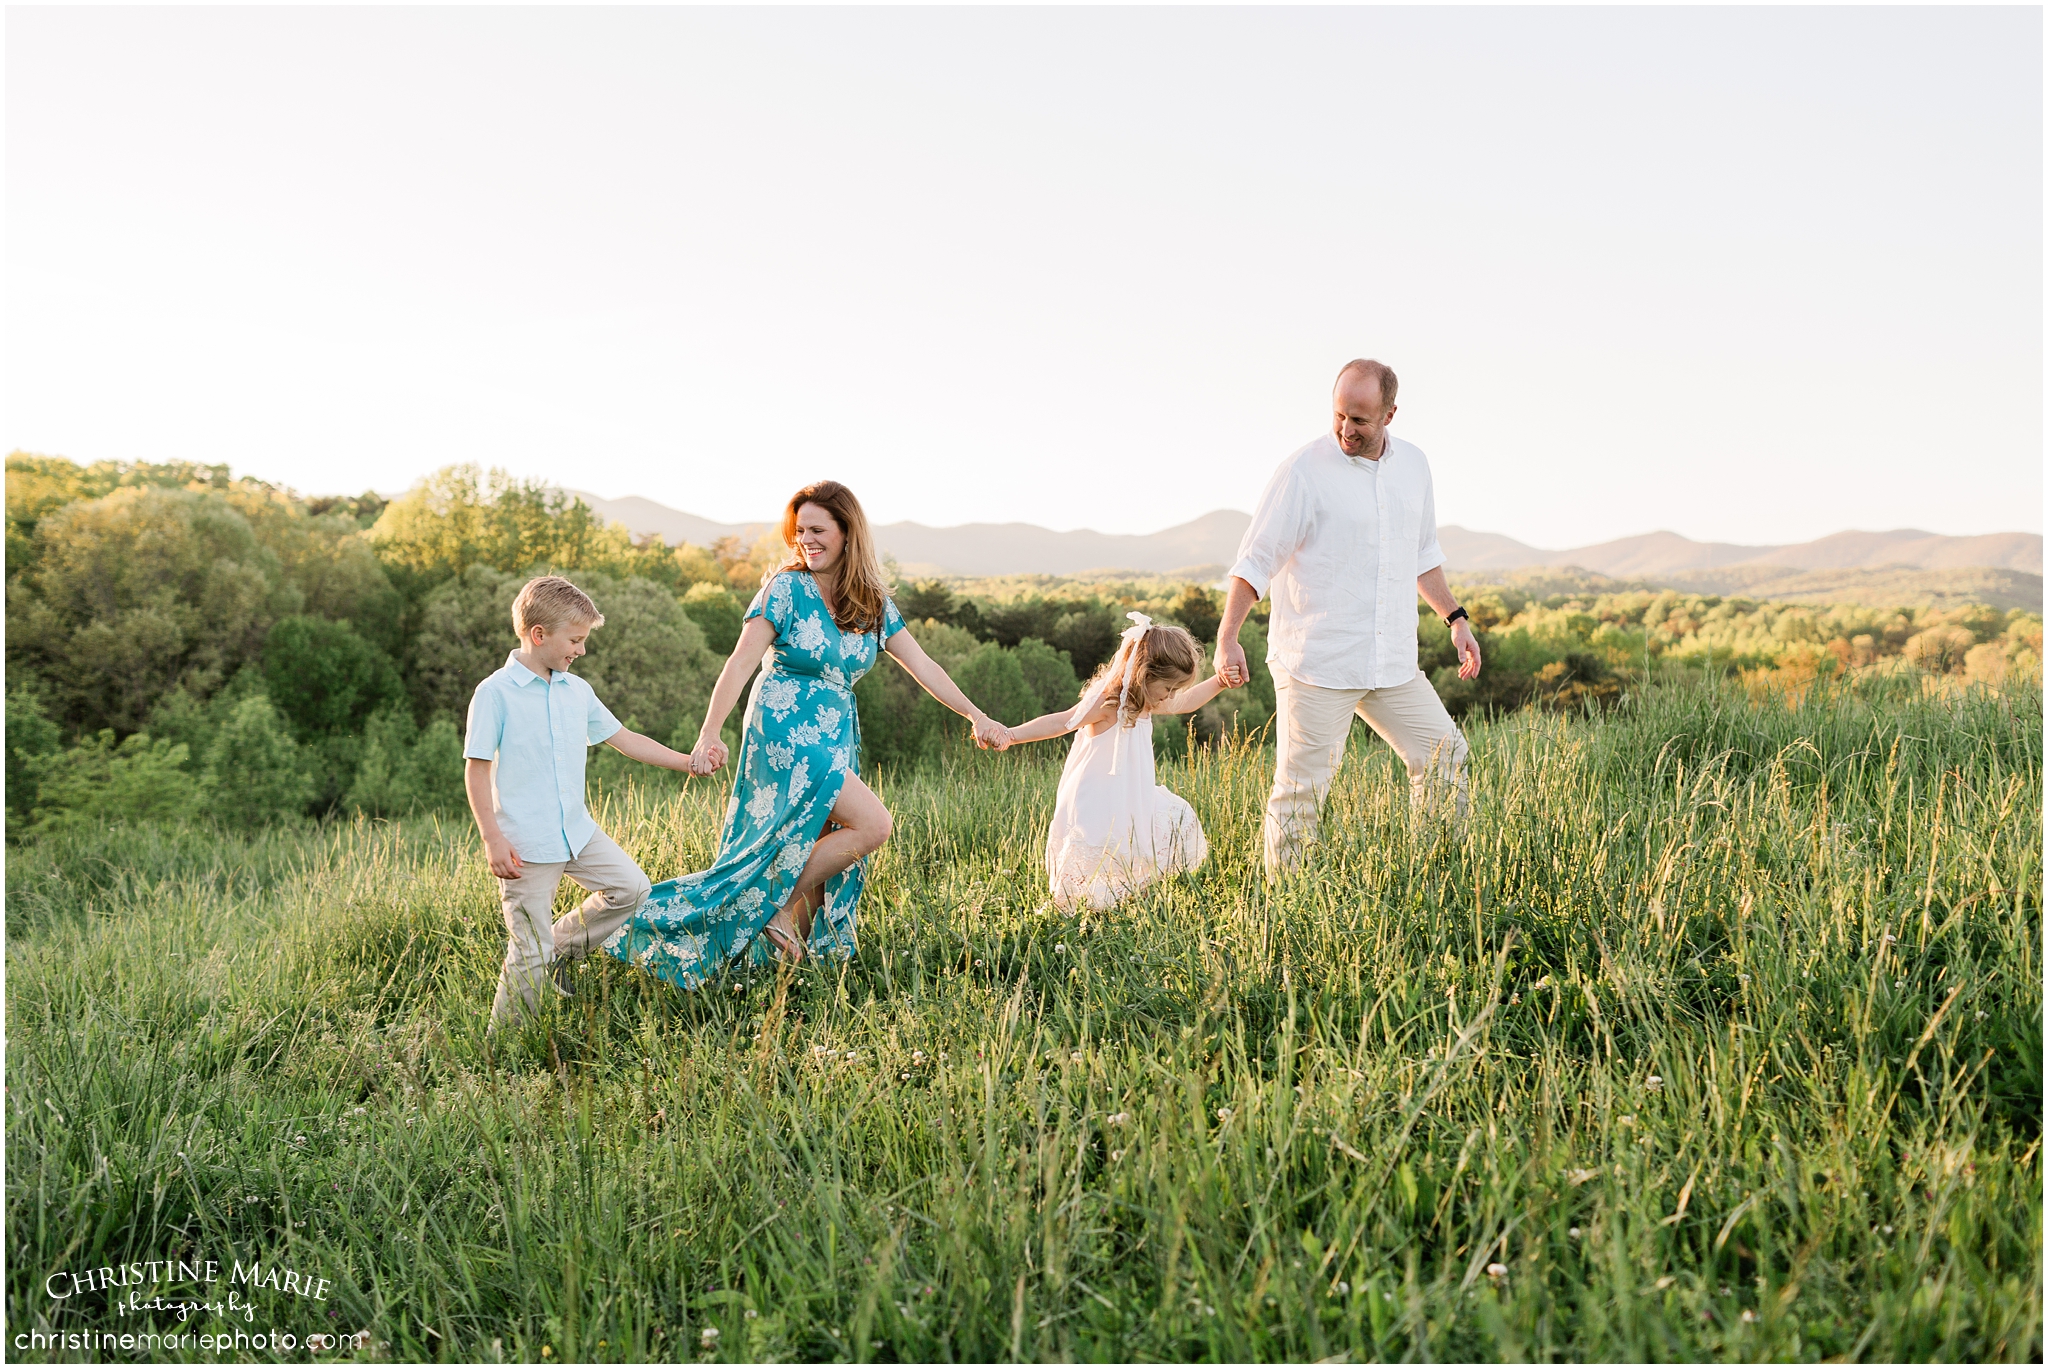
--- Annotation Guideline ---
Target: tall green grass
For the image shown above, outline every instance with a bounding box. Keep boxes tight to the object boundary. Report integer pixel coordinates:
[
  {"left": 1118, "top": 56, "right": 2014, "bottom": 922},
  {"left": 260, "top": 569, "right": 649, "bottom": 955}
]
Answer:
[{"left": 7, "top": 677, "right": 2040, "bottom": 1361}]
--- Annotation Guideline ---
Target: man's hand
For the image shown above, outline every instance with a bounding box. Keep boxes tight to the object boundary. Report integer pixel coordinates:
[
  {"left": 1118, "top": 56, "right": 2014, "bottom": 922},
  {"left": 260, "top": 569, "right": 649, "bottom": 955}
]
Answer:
[
  {"left": 1452, "top": 620, "right": 1483, "bottom": 680},
  {"left": 484, "top": 832, "right": 523, "bottom": 880},
  {"left": 1216, "top": 637, "right": 1248, "bottom": 689},
  {"left": 693, "top": 734, "right": 729, "bottom": 775}
]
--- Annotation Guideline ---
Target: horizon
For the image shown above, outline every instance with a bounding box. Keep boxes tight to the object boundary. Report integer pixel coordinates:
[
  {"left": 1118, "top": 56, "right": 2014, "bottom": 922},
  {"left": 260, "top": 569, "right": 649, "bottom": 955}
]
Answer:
[{"left": 8, "top": 8, "right": 2040, "bottom": 544}]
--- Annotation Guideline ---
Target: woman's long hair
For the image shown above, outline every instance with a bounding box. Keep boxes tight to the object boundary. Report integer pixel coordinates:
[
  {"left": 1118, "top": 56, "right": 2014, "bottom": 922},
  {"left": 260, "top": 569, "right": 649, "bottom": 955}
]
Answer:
[{"left": 777, "top": 480, "right": 890, "bottom": 634}]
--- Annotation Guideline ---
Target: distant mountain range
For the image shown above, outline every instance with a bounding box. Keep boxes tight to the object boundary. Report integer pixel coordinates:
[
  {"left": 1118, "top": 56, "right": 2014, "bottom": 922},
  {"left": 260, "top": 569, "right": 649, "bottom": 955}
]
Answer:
[{"left": 566, "top": 488, "right": 2043, "bottom": 582}]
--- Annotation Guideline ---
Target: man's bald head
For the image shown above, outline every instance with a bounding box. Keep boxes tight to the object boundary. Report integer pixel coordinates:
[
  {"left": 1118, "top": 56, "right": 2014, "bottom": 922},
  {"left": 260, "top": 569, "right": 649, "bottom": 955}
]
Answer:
[{"left": 1334, "top": 358, "right": 1398, "bottom": 409}]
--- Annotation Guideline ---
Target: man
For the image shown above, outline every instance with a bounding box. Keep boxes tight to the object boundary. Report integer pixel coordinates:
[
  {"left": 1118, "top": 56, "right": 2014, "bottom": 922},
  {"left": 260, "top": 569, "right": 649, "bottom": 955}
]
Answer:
[{"left": 1214, "top": 358, "right": 1482, "bottom": 876}]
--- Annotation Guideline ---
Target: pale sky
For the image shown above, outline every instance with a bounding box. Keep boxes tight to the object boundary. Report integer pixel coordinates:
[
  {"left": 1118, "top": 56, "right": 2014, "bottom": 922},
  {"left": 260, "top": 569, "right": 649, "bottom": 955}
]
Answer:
[{"left": 6, "top": 7, "right": 2041, "bottom": 548}]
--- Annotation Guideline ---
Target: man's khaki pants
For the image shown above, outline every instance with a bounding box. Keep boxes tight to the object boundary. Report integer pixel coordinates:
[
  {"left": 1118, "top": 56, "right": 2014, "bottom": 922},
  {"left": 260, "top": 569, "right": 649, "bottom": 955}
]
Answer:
[
  {"left": 490, "top": 828, "right": 652, "bottom": 1029},
  {"left": 1263, "top": 666, "right": 1469, "bottom": 877}
]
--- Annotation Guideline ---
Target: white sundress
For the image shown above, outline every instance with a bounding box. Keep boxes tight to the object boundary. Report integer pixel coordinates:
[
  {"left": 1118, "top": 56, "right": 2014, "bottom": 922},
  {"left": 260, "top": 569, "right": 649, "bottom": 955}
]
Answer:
[{"left": 1045, "top": 709, "right": 1209, "bottom": 911}]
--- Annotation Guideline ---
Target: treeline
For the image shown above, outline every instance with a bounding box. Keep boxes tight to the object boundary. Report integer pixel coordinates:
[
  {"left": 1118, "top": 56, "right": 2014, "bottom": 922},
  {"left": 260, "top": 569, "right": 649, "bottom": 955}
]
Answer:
[{"left": 8, "top": 453, "right": 2036, "bottom": 838}]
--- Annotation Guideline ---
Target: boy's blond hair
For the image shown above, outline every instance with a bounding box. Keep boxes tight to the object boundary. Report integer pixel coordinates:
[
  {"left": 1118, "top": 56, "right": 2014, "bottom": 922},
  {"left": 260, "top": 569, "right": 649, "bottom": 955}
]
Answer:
[{"left": 512, "top": 576, "right": 604, "bottom": 639}]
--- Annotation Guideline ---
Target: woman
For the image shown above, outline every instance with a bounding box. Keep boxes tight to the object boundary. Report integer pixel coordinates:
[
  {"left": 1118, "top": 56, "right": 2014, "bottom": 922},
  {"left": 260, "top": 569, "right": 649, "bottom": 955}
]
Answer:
[{"left": 602, "top": 480, "right": 1005, "bottom": 986}]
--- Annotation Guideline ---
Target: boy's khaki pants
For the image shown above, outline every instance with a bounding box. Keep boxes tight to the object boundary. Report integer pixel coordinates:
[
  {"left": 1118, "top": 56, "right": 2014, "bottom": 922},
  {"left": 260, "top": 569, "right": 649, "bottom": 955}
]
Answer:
[
  {"left": 490, "top": 828, "right": 652, "bottom": 1029},
  {"left": 1263, "top": 666, "right": 1469, "bottom": 877}
]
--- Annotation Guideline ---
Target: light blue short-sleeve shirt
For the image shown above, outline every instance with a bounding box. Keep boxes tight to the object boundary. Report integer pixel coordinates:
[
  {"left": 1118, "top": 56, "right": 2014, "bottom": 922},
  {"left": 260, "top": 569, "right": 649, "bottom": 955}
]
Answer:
[{"left": 463, "top": 651, "right": 623, "bottom": 863}]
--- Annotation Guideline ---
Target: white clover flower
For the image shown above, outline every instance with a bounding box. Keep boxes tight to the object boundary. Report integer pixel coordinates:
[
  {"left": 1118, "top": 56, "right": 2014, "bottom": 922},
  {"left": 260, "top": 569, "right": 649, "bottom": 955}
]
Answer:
[{"left": 1486, "top": 1263, "right": 1508, "bottom": 1279}]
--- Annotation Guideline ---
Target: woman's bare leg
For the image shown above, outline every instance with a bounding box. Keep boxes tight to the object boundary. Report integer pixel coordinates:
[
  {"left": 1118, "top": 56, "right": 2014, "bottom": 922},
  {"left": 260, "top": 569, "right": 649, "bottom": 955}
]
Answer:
[{"left": 763, "top": 774, "right": 893, "bottom": 960}]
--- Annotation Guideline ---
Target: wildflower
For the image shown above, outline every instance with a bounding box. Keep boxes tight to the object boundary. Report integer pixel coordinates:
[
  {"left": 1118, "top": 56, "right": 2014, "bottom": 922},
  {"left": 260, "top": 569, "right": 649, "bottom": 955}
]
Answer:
[
  {"left": 542, "top": 1348, "right": 553, "bottom": 1358},
  {"left": 294, "top": 1134, "right": 307, "bottom": 1146},
  {"left": 1054, "top": 943, "right": 1067, "bottom": 953},
  {"left": 901, "top": 1073, "right": 912, "bottom": 1081},
  {"left": 912, "top": 1050, "right": 926, "bottom": 1062},
  {"left": 1070, "top": 1051, "right": 1084, "bottom": 1063},
  {"left": 1568, "top": 1226, "right": 1582, "bottom": 1237},
  {"left": 1740, "top": 1309, "right": 1756, "bottom": 1324},
  {"left": 1108, "top": 1112, "right": 1131, "bottom": 1125},
  {"left": 701, "top": 1327, "right": 720, "bottom": 1348},
  {"left": 1645, "top": 1076, "right": 1663, "bottom": 1090},
  {"left": 1567, "top": 1168, "right": 1600, "bottom": 1185},
  {"left": 1216, "top": 1107, "right": 1233, "bottom": 1121},
  {"left": 974, "top": 959, "right": 985, "bottom": 968},
  {"left": 1654, "top": 1275, "right": 1675, "bottom": 1290},
  {"left": 744, "top": 1310, "right": 758, "bottom": 1320},
  {"left": 1332, "top": 1281, "right": 1350, "bottom": 1296},
  {"left": 1486, "top": 1263, "right": 1508, "bottom": 1279},
  {"left": 1618, "top": 1115, "right": 1636, "bottom": 1126},
  {"left": 1532, "top": 975, "right": 1553, "bottom": 990},
  {"left": 1110, "top": 1149, "right": 1125, "bottom": 1162}
]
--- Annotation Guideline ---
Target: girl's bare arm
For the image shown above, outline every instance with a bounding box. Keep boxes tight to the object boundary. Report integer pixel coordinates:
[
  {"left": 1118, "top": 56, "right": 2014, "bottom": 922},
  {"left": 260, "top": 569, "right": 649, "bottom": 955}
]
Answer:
[
  {"left": 1003, "top": 693, "right": 1116, "bottom": 746},
  {"left": 1153, "top": 672, "right": 1232, "bottom": 716}
]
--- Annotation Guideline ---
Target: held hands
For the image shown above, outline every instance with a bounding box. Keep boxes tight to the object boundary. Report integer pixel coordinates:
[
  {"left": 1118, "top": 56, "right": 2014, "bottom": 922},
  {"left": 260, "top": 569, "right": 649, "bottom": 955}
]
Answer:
[
  {"left": 691, "top": 734, "right": 730, "bottom": 777},
  {"left": 971, "top": 714, "right": 1012, "bottom": 751},
  {"left": 1216, "top": 637, "right": 1249, "bottom": 689},
  {"left": 1451, "top": 620, "right": 1483, "bottom": 680}
]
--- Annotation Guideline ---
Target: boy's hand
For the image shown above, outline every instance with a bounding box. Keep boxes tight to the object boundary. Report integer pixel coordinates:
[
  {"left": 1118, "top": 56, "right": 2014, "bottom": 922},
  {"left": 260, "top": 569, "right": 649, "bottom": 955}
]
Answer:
[{"left": 484, "top": 833, "right": 523, "bottom": 880}]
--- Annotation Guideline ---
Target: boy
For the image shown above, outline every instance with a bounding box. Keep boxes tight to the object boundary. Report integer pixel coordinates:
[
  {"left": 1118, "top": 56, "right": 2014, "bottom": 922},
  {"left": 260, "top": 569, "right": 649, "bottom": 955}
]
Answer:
[{"left": 464, "top": 575, "right": 698, "bottom": 1030}]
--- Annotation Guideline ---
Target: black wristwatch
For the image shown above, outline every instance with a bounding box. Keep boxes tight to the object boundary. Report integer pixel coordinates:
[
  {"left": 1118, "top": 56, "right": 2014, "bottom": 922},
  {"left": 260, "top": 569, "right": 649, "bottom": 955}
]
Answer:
[{"left": 1444, "top": 606, "right": 1469, "bottom": 627}]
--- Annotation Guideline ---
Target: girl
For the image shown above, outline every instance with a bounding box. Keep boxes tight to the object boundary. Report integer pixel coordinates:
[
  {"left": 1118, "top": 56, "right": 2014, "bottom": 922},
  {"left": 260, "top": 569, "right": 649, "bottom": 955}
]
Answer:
[{"left": 999, "top": 612, "right": 1237, "bottom": 910}]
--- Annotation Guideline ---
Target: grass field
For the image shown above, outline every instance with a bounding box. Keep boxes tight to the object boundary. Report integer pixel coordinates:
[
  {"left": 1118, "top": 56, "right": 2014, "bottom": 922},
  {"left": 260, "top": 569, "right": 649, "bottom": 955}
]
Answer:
[{"left": 7, "top": 677, "right": 2042, "bottom": 1362}]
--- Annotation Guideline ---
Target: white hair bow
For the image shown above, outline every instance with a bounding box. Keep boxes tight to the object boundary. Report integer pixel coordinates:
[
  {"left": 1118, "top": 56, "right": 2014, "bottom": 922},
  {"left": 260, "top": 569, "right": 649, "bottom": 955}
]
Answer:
[{"left": 1121, "top": 611, "right": 1153, "bottom": 642}]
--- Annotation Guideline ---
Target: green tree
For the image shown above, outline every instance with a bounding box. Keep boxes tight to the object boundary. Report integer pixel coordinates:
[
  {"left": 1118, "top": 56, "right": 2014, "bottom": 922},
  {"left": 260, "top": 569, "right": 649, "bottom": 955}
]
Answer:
[
  {"left": 409, "top": 566, "right": 523, "bottom": 725},
  {"left": 1011, "top": 638, "right": 1080, "bottom": 715},
  {"left": 262, "top": 615, "right": 404, "bottom": 738},
  {"left": 346, "top": 706, "right": 467, "bottom": 816},
  {"left": 25, "top": 731, "right": 202, "bottom": 835},
  {"left": 1171, "top": 585, "right": 1222, "bottom": 643},
  {"left": 955, "top": 644, "right": 1039, "bottom": 727},
  {"left": 896, "top": 580, "right": 956, "bottom": 623},
  {"left": 8, "top": 485, "right": 302, "bottom": 734},
  {"left": 573, "top": 575, "right": 722, "bottom": 748},
  {"left": 681, "top": 583, "right": 746, "bottom": 656},
  {"left": 203, "top": 695, "right": 315, "bottom": 829},
  {"left": 1051, "top": 605, "right": 1120, "bottom": 676},
  {"left": 6, "top": 687, "right": 63, "bottom": 828}
]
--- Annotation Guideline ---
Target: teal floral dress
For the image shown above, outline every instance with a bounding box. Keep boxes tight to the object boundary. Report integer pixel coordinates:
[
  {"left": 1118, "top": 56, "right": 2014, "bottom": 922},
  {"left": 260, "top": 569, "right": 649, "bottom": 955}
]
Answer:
[{"left": 603, "top": 571, "right": 906, "bottom": 988}]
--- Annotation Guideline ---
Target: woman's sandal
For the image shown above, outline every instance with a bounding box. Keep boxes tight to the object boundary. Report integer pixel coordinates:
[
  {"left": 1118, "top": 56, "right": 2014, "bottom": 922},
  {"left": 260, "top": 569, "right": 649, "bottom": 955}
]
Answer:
[{"left": 762, "top": 916, "right": 807, "bottom": 963}]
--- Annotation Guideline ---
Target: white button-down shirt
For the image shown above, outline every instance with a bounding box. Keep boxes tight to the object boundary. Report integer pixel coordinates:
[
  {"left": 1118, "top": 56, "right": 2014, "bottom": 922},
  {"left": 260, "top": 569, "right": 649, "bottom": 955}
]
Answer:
[{"left": 1228, "top": 431, "right": 1446, "bottom": 691}]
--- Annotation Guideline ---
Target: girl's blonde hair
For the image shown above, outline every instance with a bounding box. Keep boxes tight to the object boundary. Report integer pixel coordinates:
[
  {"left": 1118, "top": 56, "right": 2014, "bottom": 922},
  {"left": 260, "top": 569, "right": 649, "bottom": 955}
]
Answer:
[
  {"left": 1087, "top": 621, "right": 1202, "bottom": 727},
  {"left": 776, "top": 480, "right": 889, "bottom": 634}
]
